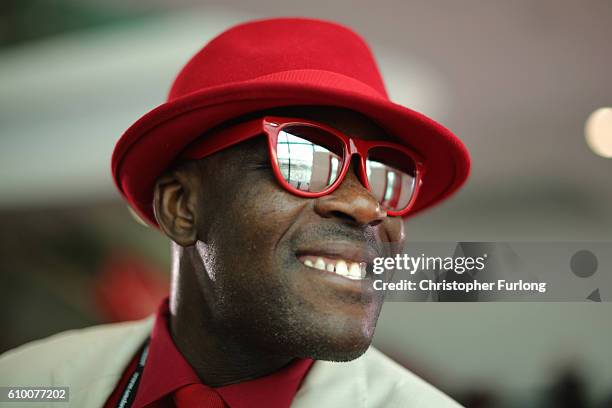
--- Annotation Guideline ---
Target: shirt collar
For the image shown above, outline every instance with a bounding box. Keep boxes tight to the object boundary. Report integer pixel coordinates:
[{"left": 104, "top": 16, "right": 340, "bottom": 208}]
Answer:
[{"left": 133, "top": 298, "right": 313, "bottom": 408}]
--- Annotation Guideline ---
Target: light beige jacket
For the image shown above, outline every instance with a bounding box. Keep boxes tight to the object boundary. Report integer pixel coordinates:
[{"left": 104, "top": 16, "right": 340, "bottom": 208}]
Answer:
[{"left": 0, "top": 317, "right": 462, "bottom": 407}]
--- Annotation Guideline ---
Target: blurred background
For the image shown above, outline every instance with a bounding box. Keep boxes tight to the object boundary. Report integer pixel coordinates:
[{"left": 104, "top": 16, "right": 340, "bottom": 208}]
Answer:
[{"left": 1, "top": 1, "right": 611, "bottom": 407}]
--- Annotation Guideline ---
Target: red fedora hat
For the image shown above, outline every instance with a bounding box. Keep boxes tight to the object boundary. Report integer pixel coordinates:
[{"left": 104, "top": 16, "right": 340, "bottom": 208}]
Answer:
[{"left": 112, "top": 17, "right": 470, "bottom": 227}]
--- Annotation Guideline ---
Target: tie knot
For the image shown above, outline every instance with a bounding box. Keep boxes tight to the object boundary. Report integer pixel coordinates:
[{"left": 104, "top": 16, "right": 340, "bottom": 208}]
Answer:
[{"left": 173, "top": 383, "right": 227, "bottom": 408}]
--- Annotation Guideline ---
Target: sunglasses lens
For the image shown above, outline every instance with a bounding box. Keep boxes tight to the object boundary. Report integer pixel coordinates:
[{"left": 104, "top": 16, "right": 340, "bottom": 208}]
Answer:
[
  {"left": 366, "top": 147, "right": 417, "bottom": 212},
  {"left": 276, "top": 125, "right": 344, "bottom": 192}
]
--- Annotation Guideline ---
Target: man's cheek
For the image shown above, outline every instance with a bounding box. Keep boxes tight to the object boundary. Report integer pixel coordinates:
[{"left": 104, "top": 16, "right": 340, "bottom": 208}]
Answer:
[
  {"left": 241, "top": 188, "right": 303, "bottom": 233},
  {"left": 383, "top": 218, "right": 405, "bottom": 255}
]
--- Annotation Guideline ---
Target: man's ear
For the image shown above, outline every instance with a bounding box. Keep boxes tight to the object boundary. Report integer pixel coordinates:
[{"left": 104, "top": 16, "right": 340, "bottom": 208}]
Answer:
[{"left": 153, "top": 165, "right": 199, "bottom": 246}]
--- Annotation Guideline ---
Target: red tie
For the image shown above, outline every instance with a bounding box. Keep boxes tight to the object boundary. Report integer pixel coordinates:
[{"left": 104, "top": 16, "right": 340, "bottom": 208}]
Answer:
[{"left": 172, "top": 383, "right": 228, "bottom": 408}]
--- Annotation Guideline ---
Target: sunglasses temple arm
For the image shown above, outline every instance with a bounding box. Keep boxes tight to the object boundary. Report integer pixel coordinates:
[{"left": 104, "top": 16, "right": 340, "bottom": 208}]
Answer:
[{"left": 179, "top": 119, "right": 265, "bottom": 160}]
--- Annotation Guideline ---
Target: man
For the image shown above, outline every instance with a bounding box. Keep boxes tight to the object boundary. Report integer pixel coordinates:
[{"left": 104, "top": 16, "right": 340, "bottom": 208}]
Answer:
[{"left": 0, "top": 18, "right": 469, "bottom": 407}]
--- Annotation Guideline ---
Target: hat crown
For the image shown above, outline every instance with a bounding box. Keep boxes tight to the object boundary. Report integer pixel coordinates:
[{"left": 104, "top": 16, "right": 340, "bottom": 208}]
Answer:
[{"left": 168, "top": 18, "right": 388, "bottom": 101}]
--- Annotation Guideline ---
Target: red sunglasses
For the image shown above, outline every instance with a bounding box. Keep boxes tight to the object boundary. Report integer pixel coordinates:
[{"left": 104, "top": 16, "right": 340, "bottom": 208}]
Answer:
[{"left": 181, "top": 116, "right": 425, "bottom": 217}]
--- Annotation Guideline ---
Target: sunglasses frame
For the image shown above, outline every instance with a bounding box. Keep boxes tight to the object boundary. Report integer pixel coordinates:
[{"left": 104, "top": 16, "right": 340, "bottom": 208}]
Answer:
[{"left": 181, "top": 116, "right": 426, "bottom": 217}]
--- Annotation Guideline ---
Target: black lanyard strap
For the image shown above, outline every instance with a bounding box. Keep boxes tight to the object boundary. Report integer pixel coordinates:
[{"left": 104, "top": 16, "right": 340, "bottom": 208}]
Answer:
[{"left": 116, "top": 338, "right": 150, "bottom": 408}]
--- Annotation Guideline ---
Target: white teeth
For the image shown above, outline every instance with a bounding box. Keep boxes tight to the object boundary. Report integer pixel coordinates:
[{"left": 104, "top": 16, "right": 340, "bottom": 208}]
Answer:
[
  {"left": 301, "top": 257, "right": 366, "bottom": 280},
  {"left": 335, "top": 260, "right": 348, "bottom": 276},
  {"left": 348, "top": 262, "right": 362, "bottom": 280}
]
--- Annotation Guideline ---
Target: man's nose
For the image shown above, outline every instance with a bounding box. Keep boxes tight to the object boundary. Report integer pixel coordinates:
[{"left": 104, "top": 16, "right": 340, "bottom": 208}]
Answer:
[{"left": 313, "top": 161, "right": 387, "bottom": 226}]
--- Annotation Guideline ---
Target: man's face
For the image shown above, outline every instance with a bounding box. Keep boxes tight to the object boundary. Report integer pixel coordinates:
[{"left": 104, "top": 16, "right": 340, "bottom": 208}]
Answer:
[{"left": 184, "top": 107, "right": 405, "bottom": 361}]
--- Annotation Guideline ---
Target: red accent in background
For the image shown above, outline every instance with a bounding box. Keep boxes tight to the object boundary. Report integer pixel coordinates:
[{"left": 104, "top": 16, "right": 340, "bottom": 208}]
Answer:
[{"left": 94, "top": 253, "right": 168, "bottom": 322}]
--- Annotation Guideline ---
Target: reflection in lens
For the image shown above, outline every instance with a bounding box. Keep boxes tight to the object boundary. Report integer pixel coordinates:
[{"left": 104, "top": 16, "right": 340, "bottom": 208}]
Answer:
[
  {"left": 366, "top": 154, "right": 416, "bottom": 211},
  {"left": 276, "top": 128, "right": 342, "bottom": 192}
]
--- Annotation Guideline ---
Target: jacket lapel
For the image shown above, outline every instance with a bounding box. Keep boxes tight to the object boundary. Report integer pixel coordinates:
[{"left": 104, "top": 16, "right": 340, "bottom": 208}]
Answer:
[
  {"left": 54, "top": 317, "right": 154, "bottom": 407},
  {"left": 292, "top": 355, "right": 367, "bottom": 408},
  {"left": 49, "top": 316, "right": 368, "bottom": 408}
]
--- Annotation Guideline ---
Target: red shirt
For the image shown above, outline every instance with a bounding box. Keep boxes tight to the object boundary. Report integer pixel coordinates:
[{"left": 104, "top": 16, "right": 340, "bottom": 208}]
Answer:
[{"left": 104, "top": 299, "right": 313, "bottom": 408}]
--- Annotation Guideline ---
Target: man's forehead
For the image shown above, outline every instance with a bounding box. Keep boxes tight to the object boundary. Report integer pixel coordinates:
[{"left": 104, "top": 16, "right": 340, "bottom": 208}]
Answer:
[
  {"left": 251, "top": 105, "right": 395, "bottom": 143},
  {"left": 295, "top": 106, "right": 392, "bottom": 141}
]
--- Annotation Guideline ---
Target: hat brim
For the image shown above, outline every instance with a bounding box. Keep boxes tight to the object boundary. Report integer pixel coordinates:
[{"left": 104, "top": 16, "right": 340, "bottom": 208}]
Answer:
[{"left": 112, "top": 69, "right": 470, "bottom": 227}]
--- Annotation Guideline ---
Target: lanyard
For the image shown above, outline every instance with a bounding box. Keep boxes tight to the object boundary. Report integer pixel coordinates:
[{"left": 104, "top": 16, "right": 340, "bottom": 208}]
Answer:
[{"left": 116, "top": 338, "right": 150, "bottom": 408}]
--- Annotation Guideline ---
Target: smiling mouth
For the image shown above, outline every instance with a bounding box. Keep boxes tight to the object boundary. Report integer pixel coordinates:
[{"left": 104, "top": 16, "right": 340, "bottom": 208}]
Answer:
[{"left": 298, "top": 255, "right": 368, "bottom": 280}]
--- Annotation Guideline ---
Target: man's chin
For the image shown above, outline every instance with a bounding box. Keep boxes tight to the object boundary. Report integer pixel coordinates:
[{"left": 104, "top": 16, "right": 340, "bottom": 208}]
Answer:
[
  {"left": 309, "top": 342, "right": 372, "bottom": 362},
  {"left": 287, "top": 309, "right": 381, "bottom": 362},
  {"left": 285, "top": 330, "right": 375, "bottom": 362}
]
